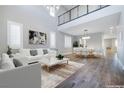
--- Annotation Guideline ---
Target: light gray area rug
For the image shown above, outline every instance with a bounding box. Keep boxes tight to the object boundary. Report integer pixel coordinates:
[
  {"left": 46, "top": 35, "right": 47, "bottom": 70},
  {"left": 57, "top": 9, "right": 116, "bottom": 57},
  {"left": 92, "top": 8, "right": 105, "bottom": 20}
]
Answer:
[{"left": 41, "top": 61, "right": 84, "bottom": 88}]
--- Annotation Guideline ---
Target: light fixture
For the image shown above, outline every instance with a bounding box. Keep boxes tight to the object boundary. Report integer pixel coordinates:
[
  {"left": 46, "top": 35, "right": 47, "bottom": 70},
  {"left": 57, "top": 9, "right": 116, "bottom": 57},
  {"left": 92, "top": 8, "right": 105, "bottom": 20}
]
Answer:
[
  {"left": 82, "top": 29, "right": 91, "bottom": 40},
  {"left": 109, "top": 26, "right": 114, "bottom": 30},
  {"left": 109, "top": 26, "right": 114, "bottom": 33},
  {"left": 45, "top": 5, "right": 60, "bottom": 17}
]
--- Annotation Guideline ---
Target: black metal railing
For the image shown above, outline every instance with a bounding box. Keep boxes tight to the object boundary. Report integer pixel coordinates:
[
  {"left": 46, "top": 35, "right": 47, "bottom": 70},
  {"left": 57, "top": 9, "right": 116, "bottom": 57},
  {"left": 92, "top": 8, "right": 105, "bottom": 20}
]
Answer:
[{"left": 58, "top": 5, "right": 110, "bottom": 26}]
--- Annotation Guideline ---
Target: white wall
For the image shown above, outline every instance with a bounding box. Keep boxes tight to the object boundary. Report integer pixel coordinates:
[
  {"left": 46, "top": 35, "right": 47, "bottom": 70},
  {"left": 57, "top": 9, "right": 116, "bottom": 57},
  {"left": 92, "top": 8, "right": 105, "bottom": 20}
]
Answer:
[
  {"left": 115, "top": 6, "right": 124, "bottom": 68},
  {"left": 87, "top": 33, "right": 102, "bottom": 49},
  {"left": 56, "top": 31, "right": 73, "bottom": 54},
  {"left": 104, "top": 39, "right": 116, "bottom": 49},
  {"left": 116, "top": 26, "right": 124, "bottom": 66},
  {"left": 73, "top": 32, "right": 103, "bottom": 49},
  {"left": 57, "top": 6, "right": 67, "bottom": 16},
  {"left": 0, "top": 6, "right": 74, "bottom": 54},
  {"left": 0, "top": 6, "right": 56, "bottom": 52}
]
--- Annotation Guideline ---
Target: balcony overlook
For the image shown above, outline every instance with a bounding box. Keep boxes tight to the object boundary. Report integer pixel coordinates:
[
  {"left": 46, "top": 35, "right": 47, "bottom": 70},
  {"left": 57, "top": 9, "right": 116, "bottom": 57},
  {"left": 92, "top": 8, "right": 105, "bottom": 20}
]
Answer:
[{"left": 58, "top": 5, "right": 109, "bottom": 26}]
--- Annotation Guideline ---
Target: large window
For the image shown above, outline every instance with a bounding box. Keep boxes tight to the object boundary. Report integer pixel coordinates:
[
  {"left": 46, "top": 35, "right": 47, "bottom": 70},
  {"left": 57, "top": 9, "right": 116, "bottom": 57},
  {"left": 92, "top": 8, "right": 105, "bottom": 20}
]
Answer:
[
  {"left": 7, "top": 21, "right": 23, "bottom": 49},
  {"left": 64, "top": 35, "right": 72, "bottom": 48},
  {"left": 50, "top": 32, "right": 56, "bottom": 48}
]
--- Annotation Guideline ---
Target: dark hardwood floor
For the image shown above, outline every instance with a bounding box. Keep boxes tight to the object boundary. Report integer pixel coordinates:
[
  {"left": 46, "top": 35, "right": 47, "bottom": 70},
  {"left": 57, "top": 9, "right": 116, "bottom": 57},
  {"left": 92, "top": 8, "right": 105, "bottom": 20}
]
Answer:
[{"left": 56, "top": 53, "right": 124, "bottom": 88}]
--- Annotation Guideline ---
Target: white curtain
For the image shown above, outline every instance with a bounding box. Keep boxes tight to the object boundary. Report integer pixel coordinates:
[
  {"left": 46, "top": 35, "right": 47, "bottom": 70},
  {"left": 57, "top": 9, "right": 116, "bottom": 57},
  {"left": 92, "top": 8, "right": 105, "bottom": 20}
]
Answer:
[
  {"left": 7, "top": 21, "right": 23, "bottom": 49},
  {"left": 64, "top": 35, "right": 72, "bottom": 48},
  {"left": 50, "top": 32, "right": 56, "bottom": 48}
]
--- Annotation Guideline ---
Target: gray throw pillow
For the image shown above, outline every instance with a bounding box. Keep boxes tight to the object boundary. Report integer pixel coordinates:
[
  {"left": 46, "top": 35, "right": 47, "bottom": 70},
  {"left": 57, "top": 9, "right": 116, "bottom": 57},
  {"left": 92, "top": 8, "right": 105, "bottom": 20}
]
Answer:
[
  {"left": 13, "top": 59, "right": 23, "bottom": 67},
  {"left": 43, "top": 49, "right": 48, "bottom": 54},
  {"left": 30, "top": 50, "right": 38, "bottom": 56}
]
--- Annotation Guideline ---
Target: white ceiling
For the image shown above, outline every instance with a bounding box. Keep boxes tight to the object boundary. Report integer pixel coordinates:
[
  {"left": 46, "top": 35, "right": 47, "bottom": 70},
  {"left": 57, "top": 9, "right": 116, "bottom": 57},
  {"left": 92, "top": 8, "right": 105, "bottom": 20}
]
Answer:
[{"left": 60, "top": 13, "right": 120, "bottom": 36}]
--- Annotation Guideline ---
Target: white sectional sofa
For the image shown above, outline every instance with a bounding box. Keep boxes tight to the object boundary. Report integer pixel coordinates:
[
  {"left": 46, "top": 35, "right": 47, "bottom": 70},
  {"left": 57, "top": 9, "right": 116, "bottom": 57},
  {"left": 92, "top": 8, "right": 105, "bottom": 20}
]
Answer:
[
  {"left": 14, "top": 48, "right": 57, "bottom": 65},
  {"left": 0, "top": 54, "right": 41, "bottom": 88},
  {"left": 0, "top": 63, "right": 41, "bottom": 88}
]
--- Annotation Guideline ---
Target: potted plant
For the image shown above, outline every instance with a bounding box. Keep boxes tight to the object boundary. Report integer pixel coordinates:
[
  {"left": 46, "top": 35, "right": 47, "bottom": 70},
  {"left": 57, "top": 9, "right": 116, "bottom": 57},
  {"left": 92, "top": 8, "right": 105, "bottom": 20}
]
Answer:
[
  {"left": 73, "top": 41, "right": 79, "bottom": 47},
  {"left": 56, "top": 54, "right": 64, "bottom": 60}
]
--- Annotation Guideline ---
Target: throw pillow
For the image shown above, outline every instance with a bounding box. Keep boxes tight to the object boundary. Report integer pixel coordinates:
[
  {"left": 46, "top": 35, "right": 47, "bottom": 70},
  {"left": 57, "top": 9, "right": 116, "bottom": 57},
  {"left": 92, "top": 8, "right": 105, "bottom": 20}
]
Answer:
[
  {"left": 30, "top": 50, "right": 38, "bottom": 56},
  {"left": 1, "top": 53, "right": 15, "bottom": 69},
  {"left": 37, "top": 49, "right": 43, "bottom": 55},
  {"left": 43, "top": 49, "right": 48, "bottom": 54},
  {"left": 13, "top": 59, "right": 23, "bottom": 67}
]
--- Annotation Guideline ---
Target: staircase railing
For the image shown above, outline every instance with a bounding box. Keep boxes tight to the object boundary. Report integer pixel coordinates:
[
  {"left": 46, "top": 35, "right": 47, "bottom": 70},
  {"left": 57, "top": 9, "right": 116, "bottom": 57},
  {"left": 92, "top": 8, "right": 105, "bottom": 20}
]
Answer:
[{"left": 58, "top": 5, "right": 110, "bottom": 26}]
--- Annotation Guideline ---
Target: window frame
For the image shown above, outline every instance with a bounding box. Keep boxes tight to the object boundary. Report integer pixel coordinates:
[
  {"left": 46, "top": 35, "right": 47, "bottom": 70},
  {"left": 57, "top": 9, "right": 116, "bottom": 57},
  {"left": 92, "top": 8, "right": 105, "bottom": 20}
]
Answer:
[
  {"left": 50, "top": 32, "right": 56, "bottom": 48},
  {"left": 64, "top": 35, "right": 72, "bottom": 48},
  {"left": 7, "top": 21, "right": 23, "bottom": 49}
]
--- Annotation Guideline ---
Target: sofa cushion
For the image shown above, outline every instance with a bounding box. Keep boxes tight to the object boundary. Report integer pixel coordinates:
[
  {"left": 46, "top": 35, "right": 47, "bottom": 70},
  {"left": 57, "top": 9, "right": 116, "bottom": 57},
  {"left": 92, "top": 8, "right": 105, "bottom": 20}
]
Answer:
[
  {"left": 30, "top": 50, "right": 38, "bottom": 56},
  {"left": 1, "top": 62, "right": 15, "bottom": 69},
  {"left": 27, "top": 55, "right": 43, "bottom": 61},
  {"left": 13, "top": 57, "right": 29, "bottom": 66},
  {"left": 43, "top": 54, "right": 49, "bottom": 57}
]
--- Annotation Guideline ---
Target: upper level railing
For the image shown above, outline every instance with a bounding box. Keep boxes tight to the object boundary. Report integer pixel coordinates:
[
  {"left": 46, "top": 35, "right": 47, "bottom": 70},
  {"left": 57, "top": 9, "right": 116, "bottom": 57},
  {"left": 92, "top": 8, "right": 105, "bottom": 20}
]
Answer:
[{"left": 58, "top": 5, "right": 110, "bottom": 26}]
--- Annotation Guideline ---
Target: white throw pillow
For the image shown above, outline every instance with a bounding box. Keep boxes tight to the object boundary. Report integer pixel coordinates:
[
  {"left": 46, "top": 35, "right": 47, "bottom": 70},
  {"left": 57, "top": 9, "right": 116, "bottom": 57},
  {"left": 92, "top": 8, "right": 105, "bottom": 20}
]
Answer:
[
  {"left": 37, "top": 49, "right": 43, "bottom": 55},
  {"left": 19, "top": 49, "right": 30, "bottom": 56},
  {"left": 1, "top": 53, "right": 15, "bottom": 69}
]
